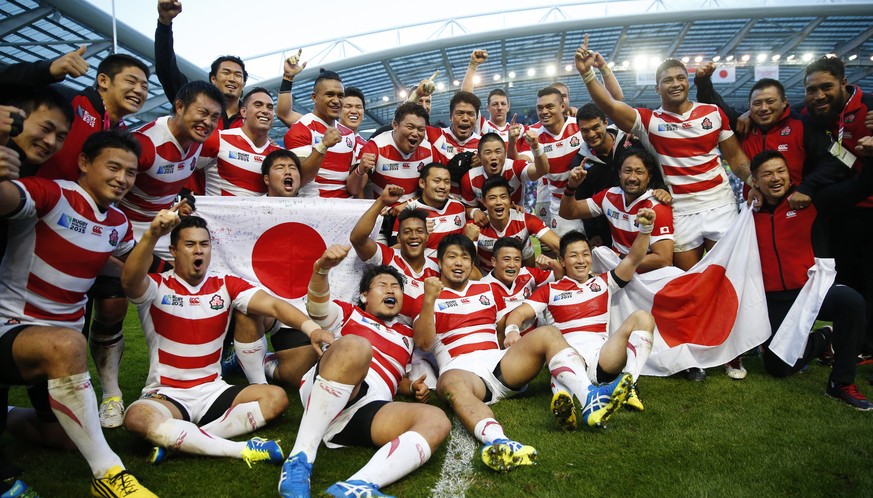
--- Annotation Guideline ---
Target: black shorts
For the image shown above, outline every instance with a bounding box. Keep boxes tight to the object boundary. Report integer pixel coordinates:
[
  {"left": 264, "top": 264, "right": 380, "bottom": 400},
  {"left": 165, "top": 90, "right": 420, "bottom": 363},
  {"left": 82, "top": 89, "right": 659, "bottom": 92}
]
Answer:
[
  {"left": 86, "top": 275, "right": 125, "bottom": 300},
  {"left": 330, "top": 381, "right": 389, "bottom": 449},
  {"left": 271, "top": 327, "right": 310, "bottom": 351},
  {"left": 0, "top": 325, "right": 58, "bottom": 422}
]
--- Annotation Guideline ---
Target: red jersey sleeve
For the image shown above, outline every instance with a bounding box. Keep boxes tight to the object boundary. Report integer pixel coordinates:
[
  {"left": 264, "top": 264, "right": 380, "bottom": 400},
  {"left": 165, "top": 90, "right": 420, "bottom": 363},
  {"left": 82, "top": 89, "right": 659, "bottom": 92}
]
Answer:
[
  {"left": 460, "top": 172, "right": 476, "bottom": 206},
  {"left": 133, "top": 132, "right": 157, "bottom": 172},
  {"left": 284, "top": 122, "right": 313, "bottom": 151},
  {"left": 16, "top": 177, "right": 61, "bottom": 218},
  {"left": 225, "top": 275, "right": 256, "bottom": 301},
  {"left": 357, "top": 139, "right": 379, "bottom": 163},
  {"left": 524, "top": 213, "right": 548, "bottom": 237}
]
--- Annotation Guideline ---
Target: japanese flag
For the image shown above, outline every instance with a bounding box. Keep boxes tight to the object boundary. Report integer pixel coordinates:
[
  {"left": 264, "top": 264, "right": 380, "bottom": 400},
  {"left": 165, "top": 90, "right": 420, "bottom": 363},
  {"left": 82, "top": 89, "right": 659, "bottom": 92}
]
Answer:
[
  {"left": 711, "top": 66, "right": 736, "bottom": 83},
  {"left": 192, "top": 196, "right": 380, "bottom": 308},
  {"left": 595, "top": 206, "right": 770, "bottom": 376}
]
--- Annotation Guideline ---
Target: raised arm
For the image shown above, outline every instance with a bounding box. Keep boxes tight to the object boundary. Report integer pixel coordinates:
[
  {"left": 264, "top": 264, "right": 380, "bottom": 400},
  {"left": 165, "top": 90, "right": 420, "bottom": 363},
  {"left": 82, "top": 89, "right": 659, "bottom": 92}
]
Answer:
[
  {"left": 121, "top": 204, "right": 183, "bottom": 300},
  {"left": 406, "top": 71, "right": 438, "bottom": 107},
  {"left": 275, "top": 50, "right": 306, "bottom": 128},
  {"left": 576, "top": 35, "right": 637, "bottom": 133},
  {"left": 522, "top": 129, "right": 550, "bottom": 181},
  {"left": 460, "top": 49, "right": 488, "bottom": 94},
  {"left": 592, "top": 52, "right": 624, "bottom": 101},
  {"left": 155, "top": 0, "right": 188, "bottom": 103},
  {"left": 558, "top": 163, "right": 595, "bottom": 220},
  {"left": 412, "top": 277, "right": 443, "bottom": 352},
  {"left": 613, "top": 208, "right": 655, "bottom": 282},
  {"left": 350, "top": 184, "right": 403, "bottom": 261},
  {"left": 694, "top": 62, "right": 739, "bottom": 129}
]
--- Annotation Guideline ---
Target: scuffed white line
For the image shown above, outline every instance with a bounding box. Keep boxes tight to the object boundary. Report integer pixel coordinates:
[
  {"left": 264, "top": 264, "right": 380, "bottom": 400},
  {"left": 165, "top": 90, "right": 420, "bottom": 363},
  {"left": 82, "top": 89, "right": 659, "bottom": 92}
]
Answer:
[{"left": 431, "top": 419, "right": 477, "bottom": 498}]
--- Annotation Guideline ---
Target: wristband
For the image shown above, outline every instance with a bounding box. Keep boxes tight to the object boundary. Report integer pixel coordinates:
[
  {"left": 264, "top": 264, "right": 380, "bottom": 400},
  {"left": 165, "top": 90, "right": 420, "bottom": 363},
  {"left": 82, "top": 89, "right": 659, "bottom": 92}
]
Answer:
[
  {"left": 279, "top": 78, "right": 293, "bottom": 94},
  {"left": 532, "top": 145, "right": 544, "bottom": 158},
  {"left": 300, "top": 319, "right": 320, "bottom": 336},
  {"left": 599, "top": 65, "right": 612, "bottom": 77},
  {"left": 745, "top": 175, "right": 754, "bottom": 187},
  {"left": 564, "top": 186, "right": 577, "bottom": 197},
  {"left": 582, "top": 68, "right": 597, "bottom": 84},
  {"left": 314, "top": 142, "right": 328, "bottom": 155},
  {"left": 314, "top": 263, "right": 330, "bottom": 275},
  {"left": 354, "top": 166, "right": 367, "bottom": 176},
  {"left": 638, "top": 222, "right": 654, "bottom": 235},
  {"left": 470, "top": 207, "right": 482, "bottom": 217},
  {"left": 307, "top": 285, "right": 330, "bottom": 298},
  {"left": 505, "top": 324, "right": 520, "bottom": 336}
]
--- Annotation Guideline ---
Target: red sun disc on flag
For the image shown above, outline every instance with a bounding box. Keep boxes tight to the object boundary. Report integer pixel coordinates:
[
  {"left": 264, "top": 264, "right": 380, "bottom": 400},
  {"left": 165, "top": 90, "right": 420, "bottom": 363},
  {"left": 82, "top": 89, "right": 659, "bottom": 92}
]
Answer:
[
  {"left": 718, "top": 69, "right": 729, "bottom": 78},
  {"left": 251, "top": 222, "right": 326, "bottom": 299},
  {"left": 651, "top": 265, "right": 739, "bottom": 347}
]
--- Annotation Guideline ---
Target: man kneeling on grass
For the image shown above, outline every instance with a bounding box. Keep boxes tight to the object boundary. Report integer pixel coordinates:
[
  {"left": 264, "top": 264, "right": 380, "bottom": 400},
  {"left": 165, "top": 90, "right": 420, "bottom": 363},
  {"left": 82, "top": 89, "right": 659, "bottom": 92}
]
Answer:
[
  {"left": 413, "top": 234, "right": 632, "bottom": 473},
  {"left": 279, "top": 245, "right": 450, "bottom": 498},
  {"left": 121, "top": 213, "right": 334, "bottom": 466}
]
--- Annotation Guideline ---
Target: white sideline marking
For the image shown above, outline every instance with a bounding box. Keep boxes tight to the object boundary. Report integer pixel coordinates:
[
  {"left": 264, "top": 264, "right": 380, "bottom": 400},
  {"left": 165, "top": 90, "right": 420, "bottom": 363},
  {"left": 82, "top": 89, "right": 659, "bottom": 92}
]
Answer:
[{"left": 431, "top": 419, "right": 477, "bottom": 498}]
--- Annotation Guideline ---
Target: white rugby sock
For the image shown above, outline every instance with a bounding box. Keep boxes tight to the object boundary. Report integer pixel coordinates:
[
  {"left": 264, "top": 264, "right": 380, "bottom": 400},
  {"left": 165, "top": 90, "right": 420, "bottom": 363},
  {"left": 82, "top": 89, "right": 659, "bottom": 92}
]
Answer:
[
  {"left": 47, "top": 373, "right": 123, "bottom": 477},
  {"left": 150, "top": 419, "right": 245, "bottom": 458},
  {"left": 235, "top": 339, "right": 268, "bottom": 385},
  {"left": 473, "top": 418, "right": 506, "bottom": 445},
  {"left": 548, "top": 347, "right": 593, "bottom": 402},
  {"left": 263, "top": 352, "right": 279, "bottom": 381},
  {"left": 199, "top": 401, "right": 266, "bottom": 439},
  {"left": 348, "top": 431, "right": 431, "bottom": 488},
  {"left": 625, "top": 330, "right": 654, "bottom": 382},
  {"left": 290, "top": 375, "right": 354, "bottom": 463}
]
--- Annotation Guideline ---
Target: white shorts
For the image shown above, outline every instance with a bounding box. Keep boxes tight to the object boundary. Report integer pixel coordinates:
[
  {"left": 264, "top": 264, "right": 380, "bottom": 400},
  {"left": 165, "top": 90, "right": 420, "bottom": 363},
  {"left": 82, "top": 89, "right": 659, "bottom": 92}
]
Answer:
[
  {"left": 440, "top": 349, "right": 522, "bottom": 405},
  {"left": 548, "top": 212, "right": 585, "bottom": 237},
  {"left": 408, "top": 347, "right": 438, "bottom": 390},
  {"left": 298, "top": 366, "right": 392, "bottom": 449},
  {"left": 134, "top": 380, "right": 236, "bottom": 425},
  {"left": 565, "top": 332, "right": 609, "bottom": 383},
  {"left": 673, "top": 203, "right": 738, "bottom": 252}
]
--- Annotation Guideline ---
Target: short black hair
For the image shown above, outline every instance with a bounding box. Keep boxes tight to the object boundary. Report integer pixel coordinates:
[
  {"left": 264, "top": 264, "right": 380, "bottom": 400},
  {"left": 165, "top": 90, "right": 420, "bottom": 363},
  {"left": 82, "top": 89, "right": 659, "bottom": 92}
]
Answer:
[
  {"left": 398, "top": 208, "right": 428, "bottom": 229},
  {"left": 492, "top": 236, "right": 523, "bottom": 258},
  {"left": 477, "top": 132, "right": 504, "bottom": 154},
  {"left": 210, "top": 55, "right": 248, "bottom": 83},
  {"left": 616, "top": 148, "right": 658, "bottom": 178},
  {"left": 261, "top": 149, "right": 300, "bottom": 176},
  {"left": 450, "top": 91, "right": 481, "bottom": 114},
  {"left": 481, "top": 174, "right": 513, "bottom": 198},
  {"left": 805, "top": 56, "right": 845, "bottom": 81},
  {"left": 314, "top": 69, "right": 343, "bottom": 92},
  {"left": 748, "top": 78, "right": 786, "bottom": 101},
  {"left": 80, "top": 129, "right": 141, "bottom": 163},
  {"left": 537, "top": 86, "right": 563, "bottom": 100},
  {"left": 576, "top": 103, "right": 607, "bottom": 123},
  {"left": 96, "top": 53, "right": 150, "bottom": 83},
  {"left": 3, "top": 87, "right": 73, "bottom": 125},
  {"left": 655, "top": 58, "right": 687, "bottom": 83},
  {"left": 394, "top": 102, "right": 429, "bottom": 126},
  {"left": 487, "top": 88, "right": 508, "bottom": 105},
  {"left": 437, "top": 233, "right": 477, "bottom": 261},
  {"left": 419, "top": 161, "right": 450, "bottom": 181},
  {"left": 357, "top": 265, "right": 405, "bottom": 308},
  {"left": 750, "top": 150, "right": 787, "bottom": 174},
  {"left": 174, "top": 80, "right": 226, "bottom": 116},
  {"left": 170, "top": 216, "right": 209, "bottom": 246},
  {"left": 559, "top": 230, "right": 590, "bottom": 258},
  {"left": 242, "top": 87, "right": 273, "bottom": 106},
  {"left": 344, "top": 86, "right": 366, "bottom": 108}
]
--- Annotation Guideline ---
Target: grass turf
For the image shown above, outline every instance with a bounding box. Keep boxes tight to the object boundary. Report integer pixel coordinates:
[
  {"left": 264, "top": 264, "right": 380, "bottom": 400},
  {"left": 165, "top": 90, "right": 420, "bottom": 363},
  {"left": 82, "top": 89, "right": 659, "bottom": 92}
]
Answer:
[{"left": 5, "top": 309, "right": 873, "bottom": 497}]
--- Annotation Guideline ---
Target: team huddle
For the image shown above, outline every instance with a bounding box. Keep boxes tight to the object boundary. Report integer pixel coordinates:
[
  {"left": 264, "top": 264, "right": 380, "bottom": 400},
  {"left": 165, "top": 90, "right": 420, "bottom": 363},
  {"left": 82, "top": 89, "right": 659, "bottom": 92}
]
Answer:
[{"left": 0, "top": 1, "right": 872, "bottom": 497}]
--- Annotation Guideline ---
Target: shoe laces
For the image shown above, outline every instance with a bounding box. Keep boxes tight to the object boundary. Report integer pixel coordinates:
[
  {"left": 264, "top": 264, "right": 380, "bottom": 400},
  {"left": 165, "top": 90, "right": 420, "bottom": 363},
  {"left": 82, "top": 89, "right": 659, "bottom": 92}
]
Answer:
[
  {"left": 283, "top": 455, "right": 311, "bottom": 480},
  {"left": 106, "top": 470, "right": 141, "bottom": 494},
  {"left": 841, "top": 383, "right": 868, "bottom": 400}
]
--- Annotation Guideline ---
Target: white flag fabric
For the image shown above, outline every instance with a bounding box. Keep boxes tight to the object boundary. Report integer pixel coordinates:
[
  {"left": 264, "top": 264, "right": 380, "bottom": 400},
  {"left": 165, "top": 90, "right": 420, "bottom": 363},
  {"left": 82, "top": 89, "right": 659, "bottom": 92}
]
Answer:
[
  {"left": 768, "top": 258, "right": 836, "bottom": 365},
  {"left": 180, "top": 196, "right": 380, "bottom": 308},
  {"left": 599, "top": 206, "right": 770, "bottom": 376},
  {"left": 636, "top": 70, "right": 656, "bottom": 86},
  {"left": 755, "top": 65, "right": 780, "bottom": 81},
  {"left": 711, "top": 66, "right": 736, "bottom": 83}
]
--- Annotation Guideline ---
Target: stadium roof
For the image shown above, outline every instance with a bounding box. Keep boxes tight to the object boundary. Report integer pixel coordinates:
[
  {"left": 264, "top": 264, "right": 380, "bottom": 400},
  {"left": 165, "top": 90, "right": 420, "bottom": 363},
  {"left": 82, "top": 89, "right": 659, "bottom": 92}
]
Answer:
[{"left": 2, "top": 0, "right": 872, "bottom": 140}]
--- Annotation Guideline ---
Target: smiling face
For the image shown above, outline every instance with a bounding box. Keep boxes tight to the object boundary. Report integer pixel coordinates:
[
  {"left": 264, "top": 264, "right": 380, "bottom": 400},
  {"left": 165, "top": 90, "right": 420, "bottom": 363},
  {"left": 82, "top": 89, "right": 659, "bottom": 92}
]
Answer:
[
  {"left": 753, "top": 157, "right": 791, "bottom": 205},
  {"left": 264, "top": 156, "right": 301, "bottom": 197},
  {"left": 439, "top": 244, "right": 473, "bottom": 290},
  {"left": 749, "top": 86, "right": 787, "bottom": 130},
  {"left": 656, "top": 66, "right": 690, "bottom": 110},
  {"left": 619, "top": 155, "right": 651, "bottom": 201},
  {"left": 99, "top": 66, "right": 149, "bottom": 119},
  {"left": 241, "top": 91, "right": 275, "bottom": 135},
  {"left": 169, "top": 226, "right": 212, "bottom": 286},
  {"left": 341, "top": 95, "right": 364, "bottom": 132},
  {"left": 536, "top": 93, "right": 565, "bottom": 133},
  {"left": 361, "top": 272, "right": 404, "bottom": 320},
  {"left": 77, "top": 146, "right": 138, "bottom": 209},
  {"left": 479, "top": 137, "right": 506, "bottom": 176},
  {"left": 397, "top": 216, "right": 427, "bottom": 261},
  {"left": 174, "top": 94, "right": 223, "bottom": 145},
  {"left": 492, "top": 246, "right": 522, "bottom": 287},
  {"left": 210, "top": 61, "right": 245, "bottom": 102},
  {"left": 561, "top": 240, "right": 592, "bottom": 283},
  {"left": 419, "top": 166, "right": 451, "bottom": 207},
  {"left": 392, "top": 113, "right": 426, "bottom": 154},
  {"left": 804, "top": 70, "right": 848, "bottom": 124},
  {"left": 451, "top": 102, "right": 477, "bottom": 140},
  {"left": 14, "top": 105, "right": 69, "bottom": 165},
  {"left": 577, "top": 116, "right": 610, "bottom": 152},
  {"left": 312, "top": 78, "right": 344, "bottom": 123},
  {"left": 483, "top": 185, "right": 511, "bottom": 224}
]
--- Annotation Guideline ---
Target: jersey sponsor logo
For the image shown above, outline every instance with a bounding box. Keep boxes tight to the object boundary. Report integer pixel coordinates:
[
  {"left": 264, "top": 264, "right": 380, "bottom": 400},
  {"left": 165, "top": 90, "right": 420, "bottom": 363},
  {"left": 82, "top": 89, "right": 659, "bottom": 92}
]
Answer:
[
  {"left": 588, "top": 281, "right": 602, "bottom": 292},
  {"left": 189, "top": 297, "right": 200, "bottom": 305},
  {"left": 542, "top": 144, "right": 554, "bottom": 153},
  {"left": 91, "top": 225, "right": 103, "bottom": 236},
  {"left": 229, "top": 151, "right": 250, "bottom": 162},
  {"left": 402, "top": 162, "right": 412, "bottom": 169},
  {"left": 480, "top": 239, "right": 494, "bottom": 249},
  {"left": 460, "top": 298, "right": 471, "bottom": 304},
  {"left": 445, "top": 144, "right": 454, "bottom": 154},
  {"left": 77, "top": 106, "right": 97, "bottom": 128},
  {"left": 156, "top": 164, "right": 178, "bottom": 175},
  {"left": 382, "top": 163, "right": 400, "bottom": 171},
  {"left": 657, "top": 123, "right": 678, "bottom": 132},
  {"left": 553, "top": 291, "right": 574, "bottom": 302},
  {"left": 844, "top": 114, "right": 855, "bottom": 123},
  {"left": 570, "top": 136, "right": 580, "bottom": 147},
  {"left": 58, "top": 213, "right": 87, "bottom": 234},
  {"left": 454, "top": 215, "right": 462, "bottom": 227},
  {"left": 437, "top": 300, "right": 459, "bottom": 310},
  {"left": 786, "top": 210, "right": 797, "bottom": 219},
  {"left": 161, "top": 294, "right": 184, "bottom": 307},
  {"left": 209, "top": 294, "right": 225, "bottom": 310},
  {"left": 479, "top": 295, "right": 491, "bottom": 306},
  {"left": 780, "top": 126, "right": 792, "bottom": 136},
  {"left": 682, "top": 122, "right": 692, "bottom": 129},
  {"left": 108, "top": 229, "right": 119, "bottom": 247},
  {"left": 701, "top": 118, "right": 713, "bottom": 130},
  {"left": 844, "top": 131, "right": 853, "bottom": 139},
  {"left": 778, "top": 144, "right": 789, "bottom": 152},
  {"left": 254, "top": 155, "right": 264, "bottom": 163}
]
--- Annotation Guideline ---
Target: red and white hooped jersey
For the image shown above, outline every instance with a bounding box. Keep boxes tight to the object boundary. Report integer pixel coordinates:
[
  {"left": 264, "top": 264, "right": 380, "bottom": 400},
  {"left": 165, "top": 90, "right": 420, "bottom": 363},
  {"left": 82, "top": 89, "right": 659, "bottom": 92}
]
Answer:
[
  {"left": 482, "top": 267, "right": 555, "bottom": 325},
  {"left": 428, "top": 126, "right": 480, "bottom": 161},
  {"left": 0, "top": 179, "right": 134, "bottom": 330},
  {"left": 516, "top": 120, "right": 582, "bottom": 213},
  {"left": 479, "top": 116, "right": 525, "bottom": 145},
  {"left": 198, "top": 127, "right": 281, "bottom": 197},
  {"left": 476, "top": 210, "right": 549, "bottom": 271},
  {"left": 586, "top": 188, "right": 674, "bottom": 255},
  {"left": 393, "top": 198, "right": 468, "bottom": 259},
  {"left": 323, "top": 301, "right": 414, "bottom": 395},
  {"left": 122, "top": 116, "right": 202, "bottom": 223},
  {"left": 364, "top": 243, "right": 441, "bottom": 326},
  {"left": 631, "top": 103, "right": 736, "bottom": 214},
  {"left": 460, "top": 159, "right": 530, "bottom": 208},
  {"left": 525, "top": 274, "right": 618, "bottom": 342},
  {"left": 358, "top": 132, "right": 444, "bottom": 202},
  {"left": 285, "top": 113, "right": 356, "bottom": 198},
  {"left": 353, "top": 133, "right": 367, "bottom": 160},
  {"left": 132, "top": 272, "right": 259, "bottom": 390},
  {"left": 425, "top": 281, "right": 504, "bottom": 370}
]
